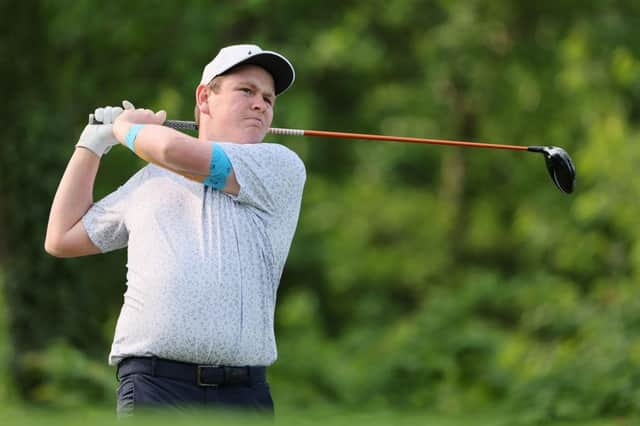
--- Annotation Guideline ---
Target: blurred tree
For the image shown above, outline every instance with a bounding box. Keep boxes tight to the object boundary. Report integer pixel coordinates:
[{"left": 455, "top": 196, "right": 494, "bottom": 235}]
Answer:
[{"left": 1, "top": 0, "right": 639, "bottom": 421}]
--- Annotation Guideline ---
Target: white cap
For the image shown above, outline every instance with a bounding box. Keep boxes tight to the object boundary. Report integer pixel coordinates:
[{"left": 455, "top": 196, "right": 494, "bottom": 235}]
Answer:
[{"left": 199, "top": 44, "right": 295, "bottom": 95}]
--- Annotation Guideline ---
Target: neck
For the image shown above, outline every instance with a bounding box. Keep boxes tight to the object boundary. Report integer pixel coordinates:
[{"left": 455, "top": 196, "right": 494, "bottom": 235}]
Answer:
[{"left": 197, "top": 121, "right": 222, "bottom": 142}]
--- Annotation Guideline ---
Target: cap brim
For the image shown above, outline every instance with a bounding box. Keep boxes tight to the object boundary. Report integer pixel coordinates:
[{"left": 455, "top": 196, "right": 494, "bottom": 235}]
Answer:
[{"left": 228, "top": 52, "right": 295, "bottom": 95}]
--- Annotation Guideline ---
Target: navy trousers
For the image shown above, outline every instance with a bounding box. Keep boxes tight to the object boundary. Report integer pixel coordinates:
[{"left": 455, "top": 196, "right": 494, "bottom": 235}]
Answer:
[{"left": 116, "top": 357, "right": 274, "bottom": 417}]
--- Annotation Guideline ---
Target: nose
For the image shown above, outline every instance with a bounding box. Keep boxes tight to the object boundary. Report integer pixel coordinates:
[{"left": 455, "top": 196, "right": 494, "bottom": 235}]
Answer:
[{"left": 251, "top": 96, "right": 267, "bottom": 112}]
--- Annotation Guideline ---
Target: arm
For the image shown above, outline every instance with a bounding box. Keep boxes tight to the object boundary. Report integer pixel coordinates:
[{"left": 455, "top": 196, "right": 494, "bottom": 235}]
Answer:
[
  {"left": 45, "top": 148, "right": 101, "bottom": 257},
  {"left": 113, "top": 109, "right": 240, "bottom": 195},
  {"left": 44, "top": 108, "right": 125, "bottom": 257}
]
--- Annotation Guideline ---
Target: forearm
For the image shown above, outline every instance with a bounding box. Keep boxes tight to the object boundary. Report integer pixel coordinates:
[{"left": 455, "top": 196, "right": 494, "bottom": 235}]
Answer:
[
  {"left": 113, "top": 108, "right": 239, "bottom": 194},
  {"left": 45, "top": 148, "right": 101, "bottom": 256},
  {"left": 117, "top": 124, "right": 210, "bottom": 180},
  {"left": 116, "top": 123, "right": 240, "bottom": 194}
]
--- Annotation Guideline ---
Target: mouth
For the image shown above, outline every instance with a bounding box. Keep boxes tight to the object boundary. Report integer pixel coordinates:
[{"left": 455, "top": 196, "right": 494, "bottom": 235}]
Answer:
[{"left": 244, "top": 117, "right": 263, "bottom": 127}]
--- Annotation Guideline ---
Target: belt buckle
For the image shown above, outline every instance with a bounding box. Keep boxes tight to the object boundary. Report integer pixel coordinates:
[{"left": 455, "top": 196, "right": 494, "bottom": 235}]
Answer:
[{"left": 196, "top": 365, "right": 219, "bottom": 387}]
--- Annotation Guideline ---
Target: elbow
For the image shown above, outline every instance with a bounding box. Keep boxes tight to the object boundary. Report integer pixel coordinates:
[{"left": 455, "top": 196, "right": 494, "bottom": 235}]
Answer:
[
  {"left": 44, "top": 235, "right": 73, "bottom": 258},
  {"left": 44, "top": 240, "right": 62, "bottom": 257},
  {"left": 44, "top": 238, "right": 65, "bottom": 258},
  {"left": 44, "top": 231, "right": 57, "bottom": 256}
]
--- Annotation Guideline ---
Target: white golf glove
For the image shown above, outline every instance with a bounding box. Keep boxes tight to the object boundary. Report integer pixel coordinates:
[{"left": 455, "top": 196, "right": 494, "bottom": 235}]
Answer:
[{"left": 75, "top": 101, "right": 135, "bottom": 157}]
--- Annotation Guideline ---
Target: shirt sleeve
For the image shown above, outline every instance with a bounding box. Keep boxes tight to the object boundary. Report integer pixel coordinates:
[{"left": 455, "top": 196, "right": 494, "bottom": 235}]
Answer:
[
  {"left": 217, "top": 142, "right": 306, "bottom": 215},
  {"left": 81, "top": 167, "right": 148, "bottom": 253}
]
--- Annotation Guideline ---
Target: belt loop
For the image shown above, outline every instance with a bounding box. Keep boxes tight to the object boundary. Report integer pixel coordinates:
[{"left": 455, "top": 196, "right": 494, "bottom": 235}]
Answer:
[{"left": 151, "top": 356, "right": 157, "bottom": 376}]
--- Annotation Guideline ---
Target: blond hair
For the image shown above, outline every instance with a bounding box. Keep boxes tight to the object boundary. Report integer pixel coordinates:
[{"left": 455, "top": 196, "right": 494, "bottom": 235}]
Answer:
[{"left": 194, "top": 76, "right": 224, "bottom": 125}]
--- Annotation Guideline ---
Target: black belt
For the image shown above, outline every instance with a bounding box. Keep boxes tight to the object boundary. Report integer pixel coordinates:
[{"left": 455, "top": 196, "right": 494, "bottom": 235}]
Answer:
[{"left": 117, "top": 357, "right": 266, "bottom": 387}]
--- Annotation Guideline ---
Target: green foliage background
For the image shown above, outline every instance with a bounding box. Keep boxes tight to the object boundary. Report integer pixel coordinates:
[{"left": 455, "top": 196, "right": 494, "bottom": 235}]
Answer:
[{"left": 1, "top": 0, "right": 640, "bottom": 423}]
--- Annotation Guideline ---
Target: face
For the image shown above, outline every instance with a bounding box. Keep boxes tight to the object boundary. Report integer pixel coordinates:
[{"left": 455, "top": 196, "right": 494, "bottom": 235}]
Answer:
[{"left": 197, "top": 64, "right": 276, "bottom": 144}]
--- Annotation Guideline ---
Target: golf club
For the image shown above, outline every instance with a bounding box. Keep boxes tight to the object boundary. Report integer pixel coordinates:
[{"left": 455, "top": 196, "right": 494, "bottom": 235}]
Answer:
[{"left": 91, "top": 117, "right": 576, "bottom": 194}]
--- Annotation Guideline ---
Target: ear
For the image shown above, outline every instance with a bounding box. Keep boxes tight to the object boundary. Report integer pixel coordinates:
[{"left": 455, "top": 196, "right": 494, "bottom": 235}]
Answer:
[{"left": 196, "top": 84, "right": 211, "bottom": 116}]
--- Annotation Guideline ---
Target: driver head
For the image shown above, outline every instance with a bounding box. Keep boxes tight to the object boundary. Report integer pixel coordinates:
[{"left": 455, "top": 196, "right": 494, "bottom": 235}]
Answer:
[
  {"left": 543, "top": 146, "right": 576, "bottom": 194},
  {"left": 527, "top": 146, "right": 576, "bottom": 193}
]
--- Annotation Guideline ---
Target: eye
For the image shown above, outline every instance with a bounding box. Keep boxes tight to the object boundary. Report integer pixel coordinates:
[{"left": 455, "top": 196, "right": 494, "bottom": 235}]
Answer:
[
  {"left": 240, "top": 87, "right": 252, "bottom": 95},
  {"left": 263, "top": 96, "right": 273, "bottom": 106}
]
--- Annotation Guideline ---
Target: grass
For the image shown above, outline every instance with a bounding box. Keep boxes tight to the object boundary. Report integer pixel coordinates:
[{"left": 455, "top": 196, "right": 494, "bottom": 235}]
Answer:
[{"left": 0, "top": 403, "right": 637, "bottom": 426}]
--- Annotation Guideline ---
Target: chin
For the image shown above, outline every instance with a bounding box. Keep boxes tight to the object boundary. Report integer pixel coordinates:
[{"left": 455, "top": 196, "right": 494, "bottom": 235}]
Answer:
[{"left": 242, "top": 129, "right": 267, "bottom": 144}]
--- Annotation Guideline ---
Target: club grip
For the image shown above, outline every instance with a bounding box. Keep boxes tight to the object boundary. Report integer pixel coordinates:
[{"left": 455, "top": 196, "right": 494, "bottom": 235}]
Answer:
[{"left": 89, "top": 115, "right": 198, "bottom": 131}]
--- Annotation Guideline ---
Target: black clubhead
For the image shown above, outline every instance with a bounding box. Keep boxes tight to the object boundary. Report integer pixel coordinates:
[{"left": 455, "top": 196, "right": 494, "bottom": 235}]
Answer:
[{"left": 528, "top": 146, "right": 576, "bottom": 194}]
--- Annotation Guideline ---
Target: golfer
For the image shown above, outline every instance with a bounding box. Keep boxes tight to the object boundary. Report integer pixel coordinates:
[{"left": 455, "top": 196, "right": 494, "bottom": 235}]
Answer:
[{"left": 45, "top": 44, "right": 306, "bottom": 416}]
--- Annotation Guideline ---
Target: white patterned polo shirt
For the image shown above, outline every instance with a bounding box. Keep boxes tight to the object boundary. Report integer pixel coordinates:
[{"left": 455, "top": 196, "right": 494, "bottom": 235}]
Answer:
[{"left": 82, "top": 142, "right": 306, "bottom": 367}]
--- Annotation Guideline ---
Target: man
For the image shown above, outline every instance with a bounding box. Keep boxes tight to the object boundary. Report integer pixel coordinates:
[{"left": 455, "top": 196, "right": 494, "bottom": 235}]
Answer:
[{"left": 44, "top": 44, "right": 306, "bottom": 416}]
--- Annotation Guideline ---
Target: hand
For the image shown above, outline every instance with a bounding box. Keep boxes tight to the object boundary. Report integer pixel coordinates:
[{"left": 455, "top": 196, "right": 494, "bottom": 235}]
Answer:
[
  {"left": 76, "top": 103, "right": 128, "bottom": 157},
  {"left": 113, "top": 102, "right": 166, "bottom": 143}
]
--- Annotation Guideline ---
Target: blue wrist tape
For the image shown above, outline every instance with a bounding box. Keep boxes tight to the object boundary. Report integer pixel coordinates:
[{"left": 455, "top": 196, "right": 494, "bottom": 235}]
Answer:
[
  {"left": 125, "top": 124, "right": 145, "bottom": 152},
  {"left": 203, "top": 144, "right": 232, "bottom": 190}
]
